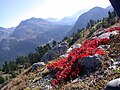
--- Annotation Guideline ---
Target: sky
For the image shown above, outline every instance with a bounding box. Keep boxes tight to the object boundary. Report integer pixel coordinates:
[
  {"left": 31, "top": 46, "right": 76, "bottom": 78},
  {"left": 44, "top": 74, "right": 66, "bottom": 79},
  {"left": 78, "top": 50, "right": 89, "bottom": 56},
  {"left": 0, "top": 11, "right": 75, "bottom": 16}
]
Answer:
[{"left": 0, "top": 0, "right": 111, "bottom": 28}]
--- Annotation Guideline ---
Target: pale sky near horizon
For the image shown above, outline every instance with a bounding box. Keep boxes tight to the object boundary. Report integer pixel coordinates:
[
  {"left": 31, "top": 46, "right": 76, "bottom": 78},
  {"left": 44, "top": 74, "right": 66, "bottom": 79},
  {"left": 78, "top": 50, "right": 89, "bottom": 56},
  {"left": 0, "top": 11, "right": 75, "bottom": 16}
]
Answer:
[{"left": 0, "top": 0, "right": 111, "bottom": 28}]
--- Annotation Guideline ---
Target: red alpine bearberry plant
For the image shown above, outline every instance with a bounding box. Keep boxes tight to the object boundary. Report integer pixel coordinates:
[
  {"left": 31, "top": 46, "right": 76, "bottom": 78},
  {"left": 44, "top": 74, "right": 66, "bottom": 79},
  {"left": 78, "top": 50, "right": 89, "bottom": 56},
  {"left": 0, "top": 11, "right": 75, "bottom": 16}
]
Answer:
[{"left": 47, "top": 26, "right": 120, "bottom": 86}]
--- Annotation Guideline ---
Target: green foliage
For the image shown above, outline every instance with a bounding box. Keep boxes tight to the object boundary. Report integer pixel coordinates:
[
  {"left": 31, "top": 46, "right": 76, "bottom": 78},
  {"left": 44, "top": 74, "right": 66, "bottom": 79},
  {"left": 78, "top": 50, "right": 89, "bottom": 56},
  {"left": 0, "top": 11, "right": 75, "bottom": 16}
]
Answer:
[
  {"left": 101, "top": 21, "right": 110, "bottom": 28},
  {"left": 108, "top": 11, "right": 116, "bottom": 20},
  {"left": 108, "top": 11, "right": 112, "bottom": 19},
  {"left": 96, "top": 11, "right": 117, "bottom": 29},
  {"left": 77, "top": 28, "right": 84, "bottom": 33},
  {"left": 105, "top": 11, "right": 117, "bottom": 27},
  {"left": 114, "top": 69, "right": 120, "bottom": 74},
  {"left": 86, "top": 19, "right": 96, "bottom": 29},
  {"left": 10, "top": 61, "right": 18, "bottom": 70},
  {"left": 68, "top": 40, "right": 75, "bottom": 47},
  {"left": 86, "top": 23, "right": 90, "bottom": 28},
  {"left": 89, "top": 19, "right": 95, "bottom": 27},
  {"left": 28, "top": 44, "right": 51, "bottom": 65},
  {"left": 86, "top": 11, "right": 118, "bottom": 39},
  {"left": 2, "top": 61, "right": 9, "bottom": 74},
  {"left": 87, "top": 28, "right": 96, "bottom": 38},
  {"left": 28, "top": 52, "right": 40, "bottom": 65},
  {"left": 0, "top": 76, "right": 5, "bottom": 84},
  {"left": 5, "top": 76, "right": 8, "bottom": 81},
  {"left": 95, "top": 23, "right": 102, "bottom": 30},
  {"left": 10, "top": 71, "right": 17, "bottom": 78},
  {"left": 82, "top": 31, "right": 85, "bottom": 37},
  {"left": 2, "top": 43, "right": 52, "bottom": 75},
  {"left": 18, "top": 69, "right": 21, "bottom": 73},
  {"left": 52, "top": 40, "right": 57, "bottom": 47},
  {"left": 62, "top": 36, "right": 68, "bottom": 42},
  {"left": 16, "top": 56, "right": 26, "bottom": 65},
  {"left": 2, "top": 61, "right": 18, "bottom": 74},
  {"left": 68, "top": 33, "right": 81, "bottom": 46}
]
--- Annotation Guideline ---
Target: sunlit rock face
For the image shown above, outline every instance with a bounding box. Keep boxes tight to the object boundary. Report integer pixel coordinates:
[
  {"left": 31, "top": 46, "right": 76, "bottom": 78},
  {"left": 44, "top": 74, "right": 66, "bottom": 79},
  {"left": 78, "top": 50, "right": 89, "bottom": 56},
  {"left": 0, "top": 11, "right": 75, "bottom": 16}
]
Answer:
[{"left": 41, "top": 43, "right": 68, "bottom": 63}]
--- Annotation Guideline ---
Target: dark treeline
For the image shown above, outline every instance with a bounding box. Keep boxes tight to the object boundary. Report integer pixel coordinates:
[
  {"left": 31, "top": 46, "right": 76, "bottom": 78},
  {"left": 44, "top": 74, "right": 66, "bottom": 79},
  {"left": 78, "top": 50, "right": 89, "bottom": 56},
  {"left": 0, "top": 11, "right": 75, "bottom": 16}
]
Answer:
[
  {"left": 0, "top": 41, "right": 58, "bottom": 85},
  {"left": 1, "top": 43, "right": 53, "bottom": 74}
]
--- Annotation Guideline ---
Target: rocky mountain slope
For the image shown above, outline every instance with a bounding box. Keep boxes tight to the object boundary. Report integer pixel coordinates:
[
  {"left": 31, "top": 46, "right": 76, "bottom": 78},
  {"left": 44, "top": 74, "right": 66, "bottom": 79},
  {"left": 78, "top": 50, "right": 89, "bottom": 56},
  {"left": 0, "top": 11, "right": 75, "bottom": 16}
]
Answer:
[
  {"left": 0, "top": 6, "right": 112, "bottom": 66},
  {"left": 46, "top": 9, "right": 87, "bottom": 26},
  {"left": 67, "top": 6, "right": 113, "bottom": 36},
  {"left": 1, "top": 10, "right": 120, "bottom": 90},
  {"left": 11, "top": 17, "right": 71, "bottom": 40},
  {"left": 0, "top": 17, "right": 72, "bottom": 65},
  {"left": 57, "top": 9, "right": 87, "bottom": 26},
  {"left": 0, "top": 27, "right": 15, "bottom": 41}
]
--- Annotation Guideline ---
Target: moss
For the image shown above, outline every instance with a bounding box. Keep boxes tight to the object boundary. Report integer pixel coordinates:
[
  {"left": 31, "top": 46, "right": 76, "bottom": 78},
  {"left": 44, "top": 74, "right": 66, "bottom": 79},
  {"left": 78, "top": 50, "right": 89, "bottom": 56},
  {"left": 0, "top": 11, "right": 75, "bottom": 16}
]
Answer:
[{"left": 113, "top": 68, "right": 120, "bottom": 74}]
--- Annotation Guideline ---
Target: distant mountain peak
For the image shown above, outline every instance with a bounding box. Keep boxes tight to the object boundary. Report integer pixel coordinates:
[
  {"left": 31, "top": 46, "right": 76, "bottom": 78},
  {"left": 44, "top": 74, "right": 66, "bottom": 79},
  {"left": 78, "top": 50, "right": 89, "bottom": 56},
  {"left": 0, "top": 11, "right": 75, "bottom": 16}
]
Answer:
[
  {"left": 46, "top": 18, "right": 60, "bottom": 22},
  {"left": 18, "top": 17, "right": 50, "bottom": 27},
  {"left": 28, "top": 17, "right": 45, "bottom": 21},
  {"left": 67, "top": 6, "right": 113, "bottom": 36},
  {"left": 89, "top": 7, "right": 104, "bottom": 12},
  {"left": 25, "top": 17, "right": 47, "bottom": 23},
  {"left": 0, "top": 27, "right": 5, "bottom": 30}
]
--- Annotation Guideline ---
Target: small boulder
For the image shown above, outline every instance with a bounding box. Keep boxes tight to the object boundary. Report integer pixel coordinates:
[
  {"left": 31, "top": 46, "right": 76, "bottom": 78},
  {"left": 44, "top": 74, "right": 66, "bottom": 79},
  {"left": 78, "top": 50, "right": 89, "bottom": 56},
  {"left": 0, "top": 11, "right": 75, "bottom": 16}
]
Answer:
[
  {"left": 66, "top": 44, "right": 81, "bottom": 53},
  {"left": 98, "top": 31, "right": 118, "bottom": 39},
  {"left": 105, "top": 78, "right": 120, "bottom": 90},
  {"left": 77, "top": 55, "right": 103, "bottom": 73},
  {"left": 41, "top": 43, "right": 68, "bottom": 63},
  {"left": 31, "top": 62, "right": 45, "bottom": 72}
]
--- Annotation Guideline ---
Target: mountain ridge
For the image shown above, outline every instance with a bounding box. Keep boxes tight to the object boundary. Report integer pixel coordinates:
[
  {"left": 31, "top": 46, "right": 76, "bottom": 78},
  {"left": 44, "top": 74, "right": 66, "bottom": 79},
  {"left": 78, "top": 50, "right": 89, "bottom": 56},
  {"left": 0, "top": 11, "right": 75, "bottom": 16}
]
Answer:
[
  {"left": 0, "top": 9, "right": 119, "bottom": 90},
  {"left": 67, "top": 6, "right": 113, "bottom": 36},
  {"left": 0, "top": 17, "right": 72, "bottom": 65},
  {"left": 0, "top": 6, "right": 113, "bottom": 66}
]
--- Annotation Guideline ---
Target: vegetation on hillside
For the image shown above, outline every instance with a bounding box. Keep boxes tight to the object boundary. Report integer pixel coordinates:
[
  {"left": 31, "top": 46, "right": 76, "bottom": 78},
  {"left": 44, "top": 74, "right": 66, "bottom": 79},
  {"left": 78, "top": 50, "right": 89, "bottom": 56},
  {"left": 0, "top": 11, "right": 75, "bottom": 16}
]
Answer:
[
  {"left": 0, "top": 42, "right": 54, "bottom": 85},
  {"left": 0, "top": 10, "right": 119, "bottom": 90}
]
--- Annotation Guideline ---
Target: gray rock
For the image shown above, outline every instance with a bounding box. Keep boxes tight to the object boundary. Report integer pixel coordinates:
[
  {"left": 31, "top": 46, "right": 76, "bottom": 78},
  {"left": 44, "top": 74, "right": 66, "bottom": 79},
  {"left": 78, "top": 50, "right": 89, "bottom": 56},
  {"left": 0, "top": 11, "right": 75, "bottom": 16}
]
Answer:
[
  {"left": 77, "top": 55, "right": 103, "bottom": 73},
  {"left": 98, "top": 45, "right": 110, "bottom": 50},
  {"left": 31, "top": 62, "right": 45, "bottom": 72},
  {"left": 96, "top": 30, "right": 104, "bottom": 36},
  {"left": 41, "top": 43, "right": 68, "bottom": 63},
  {"left": 105, "top": 78, "right": 120, "bottom": 90},
  {"left": 60, "top": 54, "right": 68, "bottom": 58},
  {"left": 66, "top": 44, "right": 81, "bottom": 53},
  {"left": 98, "top": 31, "right": 118, "bottom": 39},
  {"left": 36, "top": 75, "right": 51, "bottom": 90}
]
